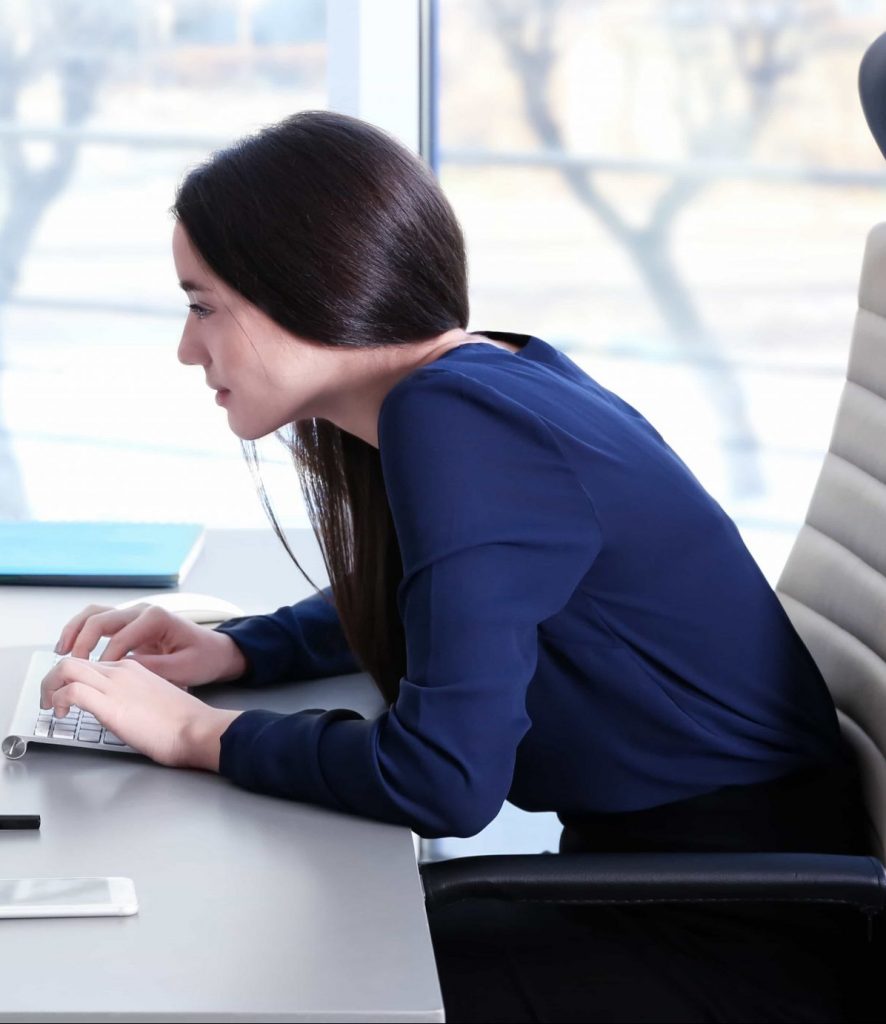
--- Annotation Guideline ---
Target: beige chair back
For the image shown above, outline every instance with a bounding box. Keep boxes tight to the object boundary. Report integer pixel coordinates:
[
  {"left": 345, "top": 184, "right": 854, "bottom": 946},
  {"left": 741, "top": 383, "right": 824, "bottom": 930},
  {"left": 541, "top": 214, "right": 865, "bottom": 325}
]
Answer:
[{"left": 776, "top": 221, "right": 886, "bottom": 862}]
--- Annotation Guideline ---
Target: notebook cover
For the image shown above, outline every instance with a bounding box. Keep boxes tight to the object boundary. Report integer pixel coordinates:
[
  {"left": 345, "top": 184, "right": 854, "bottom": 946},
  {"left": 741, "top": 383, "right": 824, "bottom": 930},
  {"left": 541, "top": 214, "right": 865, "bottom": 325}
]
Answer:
[{"left": 0, "top": 521, "right": 206, "bottom": 588}]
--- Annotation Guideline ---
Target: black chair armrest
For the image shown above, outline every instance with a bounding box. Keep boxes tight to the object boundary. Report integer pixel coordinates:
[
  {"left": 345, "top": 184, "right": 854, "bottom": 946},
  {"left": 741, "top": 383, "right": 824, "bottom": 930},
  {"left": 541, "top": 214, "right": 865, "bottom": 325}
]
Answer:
[{"left": 420, "top": 851, "right": 886, "bottom": 916}]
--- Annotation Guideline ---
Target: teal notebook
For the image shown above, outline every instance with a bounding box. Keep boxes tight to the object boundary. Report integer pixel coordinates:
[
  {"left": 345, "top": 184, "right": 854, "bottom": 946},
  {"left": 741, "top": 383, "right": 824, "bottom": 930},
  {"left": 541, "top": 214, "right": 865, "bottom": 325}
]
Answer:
[{"left": 0, "top": 521, "right": 205, "bottom": 588}]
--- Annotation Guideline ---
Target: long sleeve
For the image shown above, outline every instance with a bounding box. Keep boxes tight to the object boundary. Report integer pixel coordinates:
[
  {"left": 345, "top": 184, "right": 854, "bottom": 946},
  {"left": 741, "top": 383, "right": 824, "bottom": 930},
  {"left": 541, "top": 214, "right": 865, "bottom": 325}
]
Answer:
[
  {"left": 212, "top": 586, "right": 361, "bottom": 688},
  {"left": 218, "top": 369, "right": 601, "bottom": 838}
]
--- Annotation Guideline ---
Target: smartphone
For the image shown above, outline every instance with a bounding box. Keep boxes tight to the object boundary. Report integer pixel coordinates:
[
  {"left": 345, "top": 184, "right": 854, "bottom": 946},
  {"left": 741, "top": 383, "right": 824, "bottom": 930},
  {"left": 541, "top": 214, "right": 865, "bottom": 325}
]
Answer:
[{"left": 0, "top": 876, "right": 138, "bottom": 919}]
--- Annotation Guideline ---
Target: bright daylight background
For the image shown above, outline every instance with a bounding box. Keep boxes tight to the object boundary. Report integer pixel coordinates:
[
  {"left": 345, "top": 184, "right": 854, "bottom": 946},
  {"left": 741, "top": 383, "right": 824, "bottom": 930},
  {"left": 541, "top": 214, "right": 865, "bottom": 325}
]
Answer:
[
  {"left": 2, "top": 0, "right": 886, "bottom": 855},
  {"left": 2, "top": 0, "right": 886, "bottom": 579}
]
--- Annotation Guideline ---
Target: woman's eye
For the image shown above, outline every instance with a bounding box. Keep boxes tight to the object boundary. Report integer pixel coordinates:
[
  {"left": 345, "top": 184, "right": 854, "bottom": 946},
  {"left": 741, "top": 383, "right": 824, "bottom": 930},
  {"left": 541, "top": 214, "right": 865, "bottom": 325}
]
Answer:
[{"left": 188, "top": 303, "right": 210, "bottom": 320}]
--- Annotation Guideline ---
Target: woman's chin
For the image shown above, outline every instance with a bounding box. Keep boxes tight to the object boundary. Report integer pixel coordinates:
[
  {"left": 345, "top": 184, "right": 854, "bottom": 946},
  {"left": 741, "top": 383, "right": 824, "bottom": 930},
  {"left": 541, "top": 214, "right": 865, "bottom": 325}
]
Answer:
[
  {"left": 231, "top": 419, "right": 278, "bottom": 442},
  {"left": 223, "top": 400, "right": 293, "bottom": 441}
]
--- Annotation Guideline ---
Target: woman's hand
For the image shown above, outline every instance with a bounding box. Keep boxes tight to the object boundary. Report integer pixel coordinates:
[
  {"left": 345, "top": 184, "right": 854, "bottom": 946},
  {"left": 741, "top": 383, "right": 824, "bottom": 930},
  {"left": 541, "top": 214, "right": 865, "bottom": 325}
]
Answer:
[
  {"left": 54, "top": 603, "right": 248, "bottom": 689},
  {"left": 39, "top": 657, "right": 242, "bottom": 770}
]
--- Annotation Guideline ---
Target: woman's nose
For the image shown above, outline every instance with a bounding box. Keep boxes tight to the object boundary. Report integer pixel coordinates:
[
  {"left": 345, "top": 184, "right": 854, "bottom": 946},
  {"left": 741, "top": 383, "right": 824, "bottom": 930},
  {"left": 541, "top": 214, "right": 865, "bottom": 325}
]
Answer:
[{"left": 177, "top": 328, "right": 202, "bottom": 367}]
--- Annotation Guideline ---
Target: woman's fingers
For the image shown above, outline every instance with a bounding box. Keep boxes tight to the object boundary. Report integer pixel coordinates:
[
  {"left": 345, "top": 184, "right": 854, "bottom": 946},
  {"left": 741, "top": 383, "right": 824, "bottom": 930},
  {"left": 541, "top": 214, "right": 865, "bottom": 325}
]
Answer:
[
  {"left": 40, "top": 657, "right": 112, "bottom": 713},
  {"left": 50, "top": 680, "right": 115, "bottom": 723},
  {"left": 55, "top": 604, "right": 113, "bottom": 655},
  {"left": 66, "top": 606, "right": 149, "bottom": 660},
  {"left": 98, "top": 605, "right": 169, "bottom": 662}
]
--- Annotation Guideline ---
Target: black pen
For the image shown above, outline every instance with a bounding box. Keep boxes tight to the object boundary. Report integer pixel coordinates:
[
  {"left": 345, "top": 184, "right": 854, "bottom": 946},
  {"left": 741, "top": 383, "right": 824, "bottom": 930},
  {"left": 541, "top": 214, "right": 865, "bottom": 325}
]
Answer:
[{"left": 0, "top": 815, "right": 40, "bottom": 830}]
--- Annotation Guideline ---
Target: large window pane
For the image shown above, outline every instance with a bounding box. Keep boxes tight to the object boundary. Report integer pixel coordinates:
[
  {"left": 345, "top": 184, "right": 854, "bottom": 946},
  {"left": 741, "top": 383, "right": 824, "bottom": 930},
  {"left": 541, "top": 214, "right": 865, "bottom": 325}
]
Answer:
[
  {"left": 437, "top": 0, "right": 886, "bottom": 585},
  {"left": 0, "top": 0, "right": 326, "bottom": 526}
]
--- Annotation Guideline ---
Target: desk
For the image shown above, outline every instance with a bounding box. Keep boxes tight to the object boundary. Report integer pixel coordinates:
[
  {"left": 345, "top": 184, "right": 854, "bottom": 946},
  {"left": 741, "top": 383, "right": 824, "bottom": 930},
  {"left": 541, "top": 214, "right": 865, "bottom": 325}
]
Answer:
[{"left": 0, "top": 529, "right": 445, "bottom": 1022}]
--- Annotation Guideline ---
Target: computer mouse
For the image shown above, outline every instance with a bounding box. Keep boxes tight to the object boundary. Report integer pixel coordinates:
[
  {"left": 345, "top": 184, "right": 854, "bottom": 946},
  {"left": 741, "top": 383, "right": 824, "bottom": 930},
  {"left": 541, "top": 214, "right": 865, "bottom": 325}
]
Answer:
[{"left": 114, "top": 591, "right": 246, "bottom": 625}]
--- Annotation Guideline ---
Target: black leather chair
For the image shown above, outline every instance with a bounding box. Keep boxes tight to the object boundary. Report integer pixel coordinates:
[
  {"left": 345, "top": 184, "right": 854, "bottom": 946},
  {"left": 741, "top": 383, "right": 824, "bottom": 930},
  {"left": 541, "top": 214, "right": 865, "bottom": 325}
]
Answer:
[{"left": 421, "top": 29, "right": 886, "bottom": 1016}]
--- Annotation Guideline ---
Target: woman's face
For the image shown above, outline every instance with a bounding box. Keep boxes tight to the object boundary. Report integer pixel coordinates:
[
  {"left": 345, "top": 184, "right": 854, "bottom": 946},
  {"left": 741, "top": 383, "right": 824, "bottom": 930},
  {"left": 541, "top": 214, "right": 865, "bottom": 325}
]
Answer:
[
  {"left": 172, "top": 219, "right": 472, "bottom": 447},
  {"left": 172, "top": 220, "right": 341, "bottom": 441}
]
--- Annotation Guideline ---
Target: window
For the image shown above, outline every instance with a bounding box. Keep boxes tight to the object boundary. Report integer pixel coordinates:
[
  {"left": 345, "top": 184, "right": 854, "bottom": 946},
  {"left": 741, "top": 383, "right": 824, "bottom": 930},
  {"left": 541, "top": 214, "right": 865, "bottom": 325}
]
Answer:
[
  {"left": 0, "top": 0, "right": 334, "bottom": 527},
  {"left": 437, "top": 0, "right": 886, "bottom": 585}
]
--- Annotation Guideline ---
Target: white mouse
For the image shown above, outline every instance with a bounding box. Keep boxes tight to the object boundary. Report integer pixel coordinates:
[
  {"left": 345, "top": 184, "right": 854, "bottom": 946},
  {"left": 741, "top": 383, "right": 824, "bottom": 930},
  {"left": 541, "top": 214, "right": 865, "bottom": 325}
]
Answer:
[{"left": 114, "top": 591, "right": 246, "bottom": 626}]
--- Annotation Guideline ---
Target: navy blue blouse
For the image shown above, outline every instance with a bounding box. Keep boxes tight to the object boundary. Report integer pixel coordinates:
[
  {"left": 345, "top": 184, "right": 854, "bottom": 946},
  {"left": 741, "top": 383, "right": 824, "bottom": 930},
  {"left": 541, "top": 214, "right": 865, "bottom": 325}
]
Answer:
[{"left": 214, "top": 332, "right": 843, "bottom": 838}]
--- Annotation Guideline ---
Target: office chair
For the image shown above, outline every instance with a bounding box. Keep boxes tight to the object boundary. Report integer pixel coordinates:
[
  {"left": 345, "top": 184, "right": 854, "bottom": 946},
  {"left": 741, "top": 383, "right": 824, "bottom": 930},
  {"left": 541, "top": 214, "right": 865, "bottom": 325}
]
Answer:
[{"left": 421, "top": 28, "right": 886, "bottom": 1001}]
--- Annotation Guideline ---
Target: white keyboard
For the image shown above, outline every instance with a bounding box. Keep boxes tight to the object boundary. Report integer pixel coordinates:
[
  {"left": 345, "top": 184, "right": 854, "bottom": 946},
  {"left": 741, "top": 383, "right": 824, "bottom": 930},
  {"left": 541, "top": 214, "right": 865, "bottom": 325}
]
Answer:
[{"left": 2, "top": 649, "right": 140, "bottom": 760}]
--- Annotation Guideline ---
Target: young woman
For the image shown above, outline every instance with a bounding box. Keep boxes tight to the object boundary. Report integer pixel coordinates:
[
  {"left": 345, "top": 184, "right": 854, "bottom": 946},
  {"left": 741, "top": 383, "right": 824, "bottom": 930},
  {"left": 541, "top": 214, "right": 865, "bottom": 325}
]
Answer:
[{"left": 41, "top": 110, "right": 872, "bottom": 1022}]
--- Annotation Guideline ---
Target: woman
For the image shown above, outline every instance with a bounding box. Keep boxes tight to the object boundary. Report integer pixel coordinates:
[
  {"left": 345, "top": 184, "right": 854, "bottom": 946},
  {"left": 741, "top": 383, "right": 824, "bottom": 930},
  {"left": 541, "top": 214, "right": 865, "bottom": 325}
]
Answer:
[{"left": 41, "top": 110, "right": 872, "bottom": 1022}]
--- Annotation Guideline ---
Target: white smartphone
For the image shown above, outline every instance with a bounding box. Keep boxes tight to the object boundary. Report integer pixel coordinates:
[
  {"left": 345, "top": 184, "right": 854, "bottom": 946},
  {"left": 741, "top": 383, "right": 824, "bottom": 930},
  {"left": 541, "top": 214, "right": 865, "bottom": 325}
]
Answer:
[{"left": 0, "top": 876, "right": 138, "bottom": 919}]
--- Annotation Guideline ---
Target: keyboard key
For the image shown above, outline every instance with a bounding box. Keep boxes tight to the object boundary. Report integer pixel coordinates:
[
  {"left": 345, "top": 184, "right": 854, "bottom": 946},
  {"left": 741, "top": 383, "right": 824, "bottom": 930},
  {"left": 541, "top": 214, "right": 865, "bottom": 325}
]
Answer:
[
  {"left": 76, "top": 732, "right": 101, "bottom": 744},
  {"left": 33, "top": 721, "right": 51, "bottom": 737},
  {"left": 51, "top": 725, "right": 76, "bottom": 738},
  {"left": 103, "top": 733, "right": 126, "bottom": 746}
]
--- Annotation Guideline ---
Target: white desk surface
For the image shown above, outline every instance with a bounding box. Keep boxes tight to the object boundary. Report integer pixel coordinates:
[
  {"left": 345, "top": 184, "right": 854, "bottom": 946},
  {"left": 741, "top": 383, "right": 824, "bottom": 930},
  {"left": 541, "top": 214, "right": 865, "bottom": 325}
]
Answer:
[{"left": 0, "top": 528, "right": 444, "bottom": 1022}]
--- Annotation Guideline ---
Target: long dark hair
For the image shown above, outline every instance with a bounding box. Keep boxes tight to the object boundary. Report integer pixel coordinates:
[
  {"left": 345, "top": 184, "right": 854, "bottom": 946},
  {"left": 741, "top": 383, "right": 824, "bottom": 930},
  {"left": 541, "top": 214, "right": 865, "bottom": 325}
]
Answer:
[{"left": 171, "top": 110, "right": 470, "bottom": 704}]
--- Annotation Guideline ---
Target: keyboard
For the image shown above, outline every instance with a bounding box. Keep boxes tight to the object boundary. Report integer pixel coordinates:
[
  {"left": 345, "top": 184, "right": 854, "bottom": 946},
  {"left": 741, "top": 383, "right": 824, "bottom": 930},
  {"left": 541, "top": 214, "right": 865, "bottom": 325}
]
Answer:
[{"left": 2, "top": 649, "right": 140, "bottom": 760}]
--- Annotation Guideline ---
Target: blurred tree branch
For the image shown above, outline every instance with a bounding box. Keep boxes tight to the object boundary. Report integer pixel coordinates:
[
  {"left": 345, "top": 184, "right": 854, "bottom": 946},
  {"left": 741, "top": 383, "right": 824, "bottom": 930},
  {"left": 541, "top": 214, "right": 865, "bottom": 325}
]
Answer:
[
  {"left": 0, "top": 0, "right": 139, "bottom": 517},
  {"left": 482, "top": 0, "right": 830, "bottom": 499}
]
